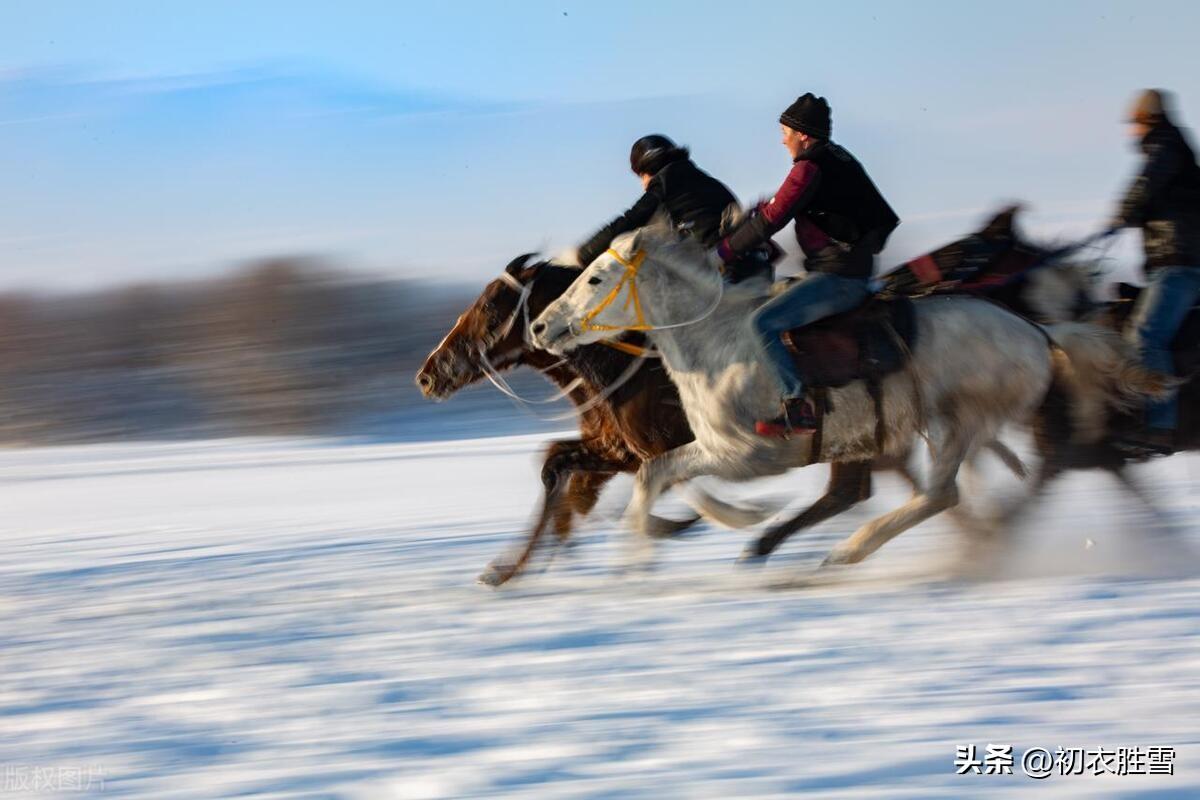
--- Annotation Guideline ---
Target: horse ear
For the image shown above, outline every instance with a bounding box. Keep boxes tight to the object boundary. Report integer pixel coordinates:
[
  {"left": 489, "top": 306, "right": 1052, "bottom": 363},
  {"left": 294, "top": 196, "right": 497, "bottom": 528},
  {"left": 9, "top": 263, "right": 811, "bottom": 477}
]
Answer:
[
  {"left": 504, "top": 253, "right": 538, "bottom": 276},
  {"left": 980, "top": 204, "right": 1022, "bottom": 239}
]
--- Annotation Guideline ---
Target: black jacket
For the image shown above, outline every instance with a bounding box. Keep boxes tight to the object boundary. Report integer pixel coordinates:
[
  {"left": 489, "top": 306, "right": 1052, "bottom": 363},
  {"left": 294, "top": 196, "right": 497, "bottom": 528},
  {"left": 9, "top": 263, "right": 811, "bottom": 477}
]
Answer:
[
  {"left": 720, "top": 141, "right": 899, "bottom": 279},
  {"left": 1117, "top": 120, "right": 1200, "bottom": 271},
  {"left": 577, "top": 158, "right": 738, "bottom": 267}
]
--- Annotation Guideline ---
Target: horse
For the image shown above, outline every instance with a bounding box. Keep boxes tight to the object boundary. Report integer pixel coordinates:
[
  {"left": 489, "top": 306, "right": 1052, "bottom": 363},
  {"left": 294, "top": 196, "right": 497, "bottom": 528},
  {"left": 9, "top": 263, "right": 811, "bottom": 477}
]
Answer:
[
  {"left": 878, "top": 204, "right": 1099, "bottom": 324},
  {"left": 897, "top": 205, "right": 1195, "bottom": 529},
  {"left": 416, "top": 253, "right": 773, "bottom": 585},
  {"left": 993, "top": 269, "right": 1198, "bottom": 528},
  {"left": 743, "top": 205, "right": 1076, "bottom": 560},
  {"left": 530, "top": 224, "right": 1166, "bottom": 570}
]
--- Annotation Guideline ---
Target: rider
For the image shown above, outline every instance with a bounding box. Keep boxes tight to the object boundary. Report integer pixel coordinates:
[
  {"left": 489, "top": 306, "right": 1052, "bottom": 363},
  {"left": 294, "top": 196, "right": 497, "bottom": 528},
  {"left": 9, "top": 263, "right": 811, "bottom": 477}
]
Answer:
[
  {"left": 715, "top": 93, "right": 900, "bottom": 438},
  {"left": 1110, "top": 89, "right": 1200, "bottom": 454},
  {"left": 576, "top": 135, "right": 744, "bottom": 270}
]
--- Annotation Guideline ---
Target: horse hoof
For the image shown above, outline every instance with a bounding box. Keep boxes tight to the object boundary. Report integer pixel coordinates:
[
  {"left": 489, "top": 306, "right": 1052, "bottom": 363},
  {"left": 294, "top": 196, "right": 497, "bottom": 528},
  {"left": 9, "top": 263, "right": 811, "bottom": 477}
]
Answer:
[
  {"left": 645, "top": 514, "right": 701, "bottom": 539},
  {"left": 477, "top": 562, "right": 515, "bottom": 588},
  {"left": 820, "top": 549, "right": 854, "bottom": 569},
  {"left": 736, "top": 547, "right": 768, "bottom": 567}
]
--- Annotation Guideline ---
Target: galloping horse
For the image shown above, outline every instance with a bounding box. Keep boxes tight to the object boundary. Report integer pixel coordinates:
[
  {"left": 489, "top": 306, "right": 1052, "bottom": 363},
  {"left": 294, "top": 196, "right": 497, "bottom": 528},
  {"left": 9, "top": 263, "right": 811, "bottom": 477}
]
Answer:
[
  {"left": 746, "top": 205, "right": 1077, "bottom": 560},
  {"left": 531, "top": 225, "right": 1165, "bottom": 570},
  {"left": 417, "top": 254, "right": 772, "bottom": 585},
  {"left": 894, "top": 205, "right": 1195, "bottom": 527}
]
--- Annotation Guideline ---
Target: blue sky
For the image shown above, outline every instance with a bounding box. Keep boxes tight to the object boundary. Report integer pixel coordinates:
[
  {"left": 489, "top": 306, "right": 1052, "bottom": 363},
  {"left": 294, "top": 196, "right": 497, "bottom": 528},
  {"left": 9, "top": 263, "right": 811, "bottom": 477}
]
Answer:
[{"left": 1, "top": 0, "right": 1198, "bottom": 289}]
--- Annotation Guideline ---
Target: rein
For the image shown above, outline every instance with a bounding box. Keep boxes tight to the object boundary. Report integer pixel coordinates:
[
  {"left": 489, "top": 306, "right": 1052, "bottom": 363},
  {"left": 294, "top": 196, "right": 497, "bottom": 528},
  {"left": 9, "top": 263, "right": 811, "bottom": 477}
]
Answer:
[
  {"left": 498, "top": 268, "right": 655, "bottom": 358},
  {"left": 573, "top": 247, "right": 725, "bottom": 336},
  {"left": 984, "top": 228, "right": 1118, "bottom": 290},
  {"left": 478, "top": 342, "right": 651, "bottom": 422},
  {"left": 476, "top": 266, "right": 653, "bottom": 420}
]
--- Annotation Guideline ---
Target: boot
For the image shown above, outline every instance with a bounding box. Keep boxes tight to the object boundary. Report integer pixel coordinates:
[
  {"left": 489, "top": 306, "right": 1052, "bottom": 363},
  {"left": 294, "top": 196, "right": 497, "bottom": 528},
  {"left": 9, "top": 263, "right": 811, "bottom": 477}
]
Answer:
[{"left": 755, "top": 397, "right": 818, "bottom": 439}]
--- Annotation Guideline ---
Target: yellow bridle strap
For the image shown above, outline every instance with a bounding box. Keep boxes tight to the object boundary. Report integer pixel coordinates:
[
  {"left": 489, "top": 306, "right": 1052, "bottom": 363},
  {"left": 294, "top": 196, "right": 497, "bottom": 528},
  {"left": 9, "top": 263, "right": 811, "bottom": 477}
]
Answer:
[
  {"left": 601, "top": 339, "right": 653, "bottom": 358},
  {"left": 579, "top": 248, "right": 652, "bottom": 332}
]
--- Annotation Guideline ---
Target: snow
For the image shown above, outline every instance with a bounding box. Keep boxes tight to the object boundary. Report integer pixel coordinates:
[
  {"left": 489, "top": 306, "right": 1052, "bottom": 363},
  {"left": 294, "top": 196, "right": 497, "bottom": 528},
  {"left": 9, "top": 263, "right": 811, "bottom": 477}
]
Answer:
[{"left": 1, "top": 433, "right": 1199, "bottom": 798}]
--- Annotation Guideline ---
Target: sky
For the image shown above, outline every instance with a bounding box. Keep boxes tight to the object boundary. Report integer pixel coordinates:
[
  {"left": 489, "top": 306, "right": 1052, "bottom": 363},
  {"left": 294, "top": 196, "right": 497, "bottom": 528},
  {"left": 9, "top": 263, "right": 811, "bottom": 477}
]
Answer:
[{"left": 1, "top": 0, "right": 1198, "bottom": 290}]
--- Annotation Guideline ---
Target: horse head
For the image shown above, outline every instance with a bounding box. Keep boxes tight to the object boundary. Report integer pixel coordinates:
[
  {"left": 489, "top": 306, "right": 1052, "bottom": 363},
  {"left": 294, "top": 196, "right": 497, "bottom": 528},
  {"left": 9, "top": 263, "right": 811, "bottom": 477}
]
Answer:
[
  {"left": 530, "top": 225, "right": 716, "bottom": 354},
  {"left": 416, "top": 253, "right": 552, "bottom": 400},
  {"left": 893, "top": 204, "right": 1097, "bottom": 321},
  {"left": 907, "top": 204, "right": 1033, "bottom": 281}
]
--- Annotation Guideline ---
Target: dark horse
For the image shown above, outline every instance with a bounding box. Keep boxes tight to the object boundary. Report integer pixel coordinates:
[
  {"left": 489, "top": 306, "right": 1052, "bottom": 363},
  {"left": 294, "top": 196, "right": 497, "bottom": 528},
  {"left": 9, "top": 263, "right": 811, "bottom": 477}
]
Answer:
[
  {"left": 1005, "top": 279, "right": 1199, "bottom": 525},
  {"left": 881, "top": 204, "right": 1193, "bottom": 529},
  {"left": 418, "top": 254, "right": 780, "bottom": 585}
]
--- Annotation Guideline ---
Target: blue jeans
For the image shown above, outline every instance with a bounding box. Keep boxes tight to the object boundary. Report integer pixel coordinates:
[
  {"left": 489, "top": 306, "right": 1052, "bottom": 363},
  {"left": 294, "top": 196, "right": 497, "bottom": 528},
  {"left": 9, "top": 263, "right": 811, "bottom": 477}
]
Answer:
[
  {"left": 752, "top": 272, "right": 872, "bottom": 399},
  {"left": 1127, "top": 266, "right": 1200, "bottom": 431}
]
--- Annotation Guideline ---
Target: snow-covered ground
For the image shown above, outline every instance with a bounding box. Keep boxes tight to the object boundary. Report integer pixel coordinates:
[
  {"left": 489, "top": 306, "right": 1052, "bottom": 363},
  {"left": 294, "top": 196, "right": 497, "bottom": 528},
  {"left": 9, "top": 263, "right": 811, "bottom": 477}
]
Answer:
[{"left": 2, "top": 433, "right": 1199, "bottom": 798}]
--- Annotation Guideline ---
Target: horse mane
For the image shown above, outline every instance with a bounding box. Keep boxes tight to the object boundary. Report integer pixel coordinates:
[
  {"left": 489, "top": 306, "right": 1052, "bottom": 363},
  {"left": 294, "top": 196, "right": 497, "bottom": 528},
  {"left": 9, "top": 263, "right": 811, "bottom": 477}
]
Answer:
[{"left": 611, "top": 221, "right": 708, "bottom": 267}]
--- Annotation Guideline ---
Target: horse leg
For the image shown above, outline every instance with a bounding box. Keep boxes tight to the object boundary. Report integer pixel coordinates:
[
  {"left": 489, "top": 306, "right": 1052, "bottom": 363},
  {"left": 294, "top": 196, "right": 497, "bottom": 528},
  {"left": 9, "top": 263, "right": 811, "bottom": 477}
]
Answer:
[
  {"left": 892, "top": 455, "right": 922, "bottom": 496},
  {"left": 746, "top": 461, "right": 874, "bottom": 560},
  {"left": 993, "top": 455, "right": 1064, "bottom": 530},
  {"left": 1109, "top": 463, "right": 1182, "bottom": 536},
  {"left": 1109, "top": 463, "right": 1195, "bottom": 572},
  {"left": 822, "top": 429, "right": 971, "bottom": 567},
  {"left": 480, "top": 441, "right": 626, "bottom": 587},
  {"left": 625, "top": 442, "right": 713, "bottom": 567},
  {"left": 1110, "top": 463, "right": 1160, "bottom": 513},
  {"left": 939, "top": 439, "right": 1027, "bottom": 541},
  {"left": 552, "top": 470, "right": 615, "bottom": 542},
  {"left": 986, "top": 439, "right": 1028, "bottom": 480}
]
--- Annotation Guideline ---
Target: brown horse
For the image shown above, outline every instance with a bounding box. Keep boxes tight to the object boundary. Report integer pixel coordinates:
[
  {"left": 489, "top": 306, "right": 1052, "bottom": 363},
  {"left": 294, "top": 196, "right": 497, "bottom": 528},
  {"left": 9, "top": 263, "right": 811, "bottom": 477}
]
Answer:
[{"left": 417, "top": 254, "right": 779, "bottom": 585}]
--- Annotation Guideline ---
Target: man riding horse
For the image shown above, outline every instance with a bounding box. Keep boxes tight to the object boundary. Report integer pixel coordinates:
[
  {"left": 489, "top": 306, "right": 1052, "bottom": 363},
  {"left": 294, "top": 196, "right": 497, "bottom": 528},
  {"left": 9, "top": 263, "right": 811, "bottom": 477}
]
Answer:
[
  {"left": 576, "top": 135, "right": 744, "bottom": 269},
  {"left": 1110, "top": 89, "right": 1200, "bottom": 455},
  {"left": 715, "top": 93, "right": 900, "bottom": 438}
]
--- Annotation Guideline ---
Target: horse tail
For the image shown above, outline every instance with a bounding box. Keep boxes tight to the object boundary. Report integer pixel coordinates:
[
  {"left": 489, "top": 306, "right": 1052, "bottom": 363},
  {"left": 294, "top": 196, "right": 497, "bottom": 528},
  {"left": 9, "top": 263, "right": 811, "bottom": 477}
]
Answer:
[{"left": 1043, "top": 321, "right": 1177, "bottom": 442}]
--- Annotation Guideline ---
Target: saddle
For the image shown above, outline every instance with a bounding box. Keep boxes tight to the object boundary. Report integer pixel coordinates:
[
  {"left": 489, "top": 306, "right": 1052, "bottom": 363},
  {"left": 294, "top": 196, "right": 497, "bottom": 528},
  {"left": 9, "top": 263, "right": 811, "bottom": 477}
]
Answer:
[
  {"left": 780, "top": 296, "right": 917, "bottom": 390},
  {"left": 1115, "top": 283, "right": 1200, "bottom": 375}
]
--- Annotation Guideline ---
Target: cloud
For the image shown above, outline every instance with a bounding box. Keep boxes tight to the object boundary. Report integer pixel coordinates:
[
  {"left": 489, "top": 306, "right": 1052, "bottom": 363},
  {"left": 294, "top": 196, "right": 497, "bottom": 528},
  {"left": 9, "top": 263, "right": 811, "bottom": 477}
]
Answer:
[{"left": 0, "top": 64, "right": 518, "bottom": 129}]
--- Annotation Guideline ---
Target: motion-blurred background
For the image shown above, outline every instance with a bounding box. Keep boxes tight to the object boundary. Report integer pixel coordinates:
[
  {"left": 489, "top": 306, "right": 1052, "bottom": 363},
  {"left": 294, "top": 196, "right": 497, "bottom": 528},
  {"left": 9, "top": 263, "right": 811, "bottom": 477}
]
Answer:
[{"left": 2, "top": 0, "right": 1198, "bottom": 443}]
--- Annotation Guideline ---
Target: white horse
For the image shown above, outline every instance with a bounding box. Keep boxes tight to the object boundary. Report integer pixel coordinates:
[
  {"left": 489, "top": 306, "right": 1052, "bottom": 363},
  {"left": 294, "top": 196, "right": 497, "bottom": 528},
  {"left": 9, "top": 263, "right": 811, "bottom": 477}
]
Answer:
[{"left": 529, "top": 226, "right": 1165, "bottom": 568}]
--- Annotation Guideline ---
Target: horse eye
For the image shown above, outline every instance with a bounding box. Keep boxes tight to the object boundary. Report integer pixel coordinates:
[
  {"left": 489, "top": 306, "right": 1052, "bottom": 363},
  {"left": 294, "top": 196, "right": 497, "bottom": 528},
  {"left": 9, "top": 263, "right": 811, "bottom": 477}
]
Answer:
[{"left": 588, "top": 276, "right": 602, "bottom": 285}]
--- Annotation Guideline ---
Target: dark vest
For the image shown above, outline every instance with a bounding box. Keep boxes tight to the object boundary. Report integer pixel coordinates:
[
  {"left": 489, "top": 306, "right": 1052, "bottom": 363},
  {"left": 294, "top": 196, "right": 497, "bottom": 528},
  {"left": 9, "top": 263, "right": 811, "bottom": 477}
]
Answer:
[{"left": 799, "top": 142, "right": 899, "bottom": 253}]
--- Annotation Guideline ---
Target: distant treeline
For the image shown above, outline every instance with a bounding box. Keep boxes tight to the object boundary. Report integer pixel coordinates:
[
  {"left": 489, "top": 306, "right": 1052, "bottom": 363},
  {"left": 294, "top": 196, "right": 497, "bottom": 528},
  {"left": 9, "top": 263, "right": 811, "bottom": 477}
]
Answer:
[{"left": 0, "top": 259, "right": 542, "bottom": 445}]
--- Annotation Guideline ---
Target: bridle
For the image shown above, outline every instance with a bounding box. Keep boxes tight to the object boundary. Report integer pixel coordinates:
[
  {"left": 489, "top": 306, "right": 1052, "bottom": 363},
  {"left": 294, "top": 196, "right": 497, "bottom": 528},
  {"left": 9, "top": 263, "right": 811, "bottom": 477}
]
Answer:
[
  {"left": 579, "top": 248, "right": 652, "bottom": 332},
  {"left": 573, "top": 246, "right": 725, "bottom": 336},
  {"left": 474, "top": 264, "right": 653, "bottom": 420},
  {"left": 479, "top": 267, "right": 584, "bottom": 406}
]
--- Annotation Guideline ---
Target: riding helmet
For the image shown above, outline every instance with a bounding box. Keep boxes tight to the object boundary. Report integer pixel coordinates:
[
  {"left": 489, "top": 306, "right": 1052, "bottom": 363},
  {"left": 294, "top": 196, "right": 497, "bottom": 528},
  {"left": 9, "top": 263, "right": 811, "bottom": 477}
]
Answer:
[{"left": 629, "top": 134, "right": 689, "bottom": 176}]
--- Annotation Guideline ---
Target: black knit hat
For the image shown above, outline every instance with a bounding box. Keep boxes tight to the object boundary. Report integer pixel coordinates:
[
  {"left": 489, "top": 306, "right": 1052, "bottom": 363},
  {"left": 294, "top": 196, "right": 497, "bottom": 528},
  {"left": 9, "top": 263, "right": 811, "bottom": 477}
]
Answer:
[
  {"left": 630, "top": 134, "right": 689, "bottom": 175},
  {"left": 780, "top": 93, "right": 831, "bottom": 139}
]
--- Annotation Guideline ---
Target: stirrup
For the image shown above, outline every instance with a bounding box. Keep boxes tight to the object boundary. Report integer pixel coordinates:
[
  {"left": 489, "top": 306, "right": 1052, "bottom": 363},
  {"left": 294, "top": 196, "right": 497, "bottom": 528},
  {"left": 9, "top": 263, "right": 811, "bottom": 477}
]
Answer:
[{"left": 754, "top": 398, "right": 818, "bottom": 439}]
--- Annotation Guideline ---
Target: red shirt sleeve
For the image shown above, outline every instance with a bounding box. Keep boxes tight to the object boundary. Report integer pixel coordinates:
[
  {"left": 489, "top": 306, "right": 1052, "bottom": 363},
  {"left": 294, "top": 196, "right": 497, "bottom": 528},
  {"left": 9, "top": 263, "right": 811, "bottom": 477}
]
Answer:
[
  {"left": 716, "top": 160, "right": 825, "bottom": 264},
  {"left": 760, "top": 161, "right": 822, "bottom": 227}
]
